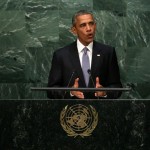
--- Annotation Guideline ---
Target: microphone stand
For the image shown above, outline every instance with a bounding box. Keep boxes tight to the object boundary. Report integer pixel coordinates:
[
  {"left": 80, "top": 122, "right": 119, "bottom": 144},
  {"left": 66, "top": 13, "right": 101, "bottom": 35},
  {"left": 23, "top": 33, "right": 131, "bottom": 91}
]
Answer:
[
  {"left": 62, "top": 71, "right": 75, "bottom": 99},
  {"left": 87, "top": 69, "right": 99, "bottom": 99}
]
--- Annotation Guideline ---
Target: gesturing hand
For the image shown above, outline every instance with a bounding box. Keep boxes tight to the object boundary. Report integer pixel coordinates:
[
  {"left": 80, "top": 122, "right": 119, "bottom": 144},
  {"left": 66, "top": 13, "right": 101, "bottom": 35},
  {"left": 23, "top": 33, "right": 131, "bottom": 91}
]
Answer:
[
  {"left": 95, "top": 77, "right": 106, "bottom": 97},
  {"left": 71, "top": 78, "right": 84, "bottom": 99}
]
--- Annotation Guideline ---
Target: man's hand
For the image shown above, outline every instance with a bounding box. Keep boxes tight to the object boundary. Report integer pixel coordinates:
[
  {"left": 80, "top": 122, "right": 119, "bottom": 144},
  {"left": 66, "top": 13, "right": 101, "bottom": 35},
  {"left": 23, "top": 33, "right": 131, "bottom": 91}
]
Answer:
[
  {"left": 95, "top": 77, "right": 106, "bottom": 97},
  {"left": 71, "top": 78, "right": 84, "bottom": 99}
]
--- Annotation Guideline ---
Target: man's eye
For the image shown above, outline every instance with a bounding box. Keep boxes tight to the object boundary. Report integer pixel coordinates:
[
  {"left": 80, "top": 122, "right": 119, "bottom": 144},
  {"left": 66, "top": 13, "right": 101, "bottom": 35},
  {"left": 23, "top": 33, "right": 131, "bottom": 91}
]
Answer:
[
  {"left": 80, "top": 24, "right": 86, "bottom": 27},
  {"left": 89, "top": 22, "right": 94, "bottom": 25}
]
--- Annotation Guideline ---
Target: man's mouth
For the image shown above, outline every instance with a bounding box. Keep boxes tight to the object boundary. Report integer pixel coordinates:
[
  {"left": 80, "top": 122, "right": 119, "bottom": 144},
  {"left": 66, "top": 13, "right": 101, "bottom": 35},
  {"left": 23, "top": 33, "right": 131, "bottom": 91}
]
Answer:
[{"left": 87, "top": 33, "right": 93, "bottom": 38}]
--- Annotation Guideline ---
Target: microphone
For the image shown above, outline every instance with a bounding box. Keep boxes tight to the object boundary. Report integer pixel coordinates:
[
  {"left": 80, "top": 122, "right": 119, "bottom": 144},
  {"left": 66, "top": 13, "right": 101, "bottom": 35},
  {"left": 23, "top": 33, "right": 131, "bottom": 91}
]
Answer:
[
  {"left": 62, "top": 70, "right": 75, "bottom": 99},
  {"left": 87, "top": 69, "right": 95, "bottom": 87},
  {"left": 87, "top": 69, "right": 99, "bottom": 99}
]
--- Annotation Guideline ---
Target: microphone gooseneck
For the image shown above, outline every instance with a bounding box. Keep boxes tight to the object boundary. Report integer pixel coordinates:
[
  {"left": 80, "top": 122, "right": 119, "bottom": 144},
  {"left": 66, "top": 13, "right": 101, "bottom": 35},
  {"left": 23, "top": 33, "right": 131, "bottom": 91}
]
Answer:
[
  {"left": 67, "top": 71, "right": 75, "bottom": 87},
  {"left": 87, "top": 69, "right": 99, "bottom": 99},
  {"left": 62, "top": 71, "right": 75, "bottom": 99},
  {"left": 87, "top": 69, "right": 95, "bottom": 87}
]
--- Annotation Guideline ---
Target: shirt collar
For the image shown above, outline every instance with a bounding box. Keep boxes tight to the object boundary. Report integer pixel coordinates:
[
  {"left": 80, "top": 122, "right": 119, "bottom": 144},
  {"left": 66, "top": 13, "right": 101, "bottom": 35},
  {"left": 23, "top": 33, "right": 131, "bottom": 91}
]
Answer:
[{"left": 77, "top": 39, "right": 93, "bottom": 53}]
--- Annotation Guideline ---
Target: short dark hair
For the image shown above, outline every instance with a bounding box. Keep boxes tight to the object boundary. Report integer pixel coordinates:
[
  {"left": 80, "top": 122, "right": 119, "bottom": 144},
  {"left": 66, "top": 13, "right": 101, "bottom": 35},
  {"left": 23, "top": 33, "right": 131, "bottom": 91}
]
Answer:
[{"left": 72, "top": 10, "right": 95, "bottom": 26}]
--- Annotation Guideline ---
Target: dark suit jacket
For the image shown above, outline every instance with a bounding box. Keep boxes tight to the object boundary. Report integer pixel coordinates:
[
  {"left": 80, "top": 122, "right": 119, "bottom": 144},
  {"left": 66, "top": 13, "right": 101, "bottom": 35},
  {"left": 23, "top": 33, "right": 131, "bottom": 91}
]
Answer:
[{"left": 47, "top": 41, "right": 122, "bottom": 99}]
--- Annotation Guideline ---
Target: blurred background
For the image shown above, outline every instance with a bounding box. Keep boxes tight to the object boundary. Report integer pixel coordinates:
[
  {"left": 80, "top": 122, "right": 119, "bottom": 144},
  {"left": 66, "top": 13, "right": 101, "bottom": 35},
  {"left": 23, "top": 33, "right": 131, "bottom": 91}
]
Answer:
[{"left": 0, "top": 0, "right": 150, "bottom": 99}]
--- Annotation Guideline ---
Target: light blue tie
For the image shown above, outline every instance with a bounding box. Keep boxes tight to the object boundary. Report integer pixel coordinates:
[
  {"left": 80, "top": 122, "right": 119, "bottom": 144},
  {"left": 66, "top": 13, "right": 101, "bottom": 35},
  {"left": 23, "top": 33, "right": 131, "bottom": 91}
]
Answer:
[{"left": 82, "top": 47, "right": 90, "bottom": 86}]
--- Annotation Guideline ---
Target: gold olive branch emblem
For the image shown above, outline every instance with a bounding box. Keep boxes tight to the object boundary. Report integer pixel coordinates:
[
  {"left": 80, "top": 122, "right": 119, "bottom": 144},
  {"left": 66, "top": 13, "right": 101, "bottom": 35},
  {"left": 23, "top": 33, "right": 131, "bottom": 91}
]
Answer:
[{"left": 60, "top": 104, "right": 98, "bottom": 138}]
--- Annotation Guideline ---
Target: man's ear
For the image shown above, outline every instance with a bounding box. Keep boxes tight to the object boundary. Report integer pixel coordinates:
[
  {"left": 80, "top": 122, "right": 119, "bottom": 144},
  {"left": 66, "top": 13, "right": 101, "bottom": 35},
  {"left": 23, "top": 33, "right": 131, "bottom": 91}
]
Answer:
[{"left": 71, "top": 26, "right": 77, "bottom": 35}]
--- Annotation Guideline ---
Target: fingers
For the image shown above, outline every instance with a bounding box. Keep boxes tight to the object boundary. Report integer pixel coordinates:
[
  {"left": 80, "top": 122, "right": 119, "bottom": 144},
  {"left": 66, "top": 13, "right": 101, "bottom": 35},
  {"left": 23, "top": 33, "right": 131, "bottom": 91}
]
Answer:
[
  {"left": 96, "top": 77, "right": 100, "bottom": 85},
  {"left": 71, "top": 91, "right": 84, "bottom": 99},
  {"left": 95, "top": 77, "right": 106, "bottom": 97},
  {"left": 71, "top": 78, "right": 84, "bottom": 99},
  {"left": 73, "top": 78, "right": 79, "bottom": 88},
  {"left": 95, "top": 77, "right": 102, "bottom": 88},
  {"left": 95, "top": 91, "right": 106, "bottom": 97},
  {"left": 96, "top": 77, "right": 100, "bottom": 88},
  {"left": 74, "top": 91, "right": 84, "bottom": 99}
]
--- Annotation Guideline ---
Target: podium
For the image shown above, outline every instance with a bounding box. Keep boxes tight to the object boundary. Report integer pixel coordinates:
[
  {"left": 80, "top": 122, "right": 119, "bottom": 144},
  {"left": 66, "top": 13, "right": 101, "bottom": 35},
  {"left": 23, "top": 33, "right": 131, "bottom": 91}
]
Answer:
[{"left": 0, "top": 87, "right": 149, "bottom": 149}]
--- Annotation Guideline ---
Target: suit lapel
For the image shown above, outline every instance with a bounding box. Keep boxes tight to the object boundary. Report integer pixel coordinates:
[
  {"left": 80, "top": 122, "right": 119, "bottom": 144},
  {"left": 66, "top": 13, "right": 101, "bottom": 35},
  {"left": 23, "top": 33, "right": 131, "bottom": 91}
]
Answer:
[{"left": 69, "top": 42, "right": 86, "bottom": 86}]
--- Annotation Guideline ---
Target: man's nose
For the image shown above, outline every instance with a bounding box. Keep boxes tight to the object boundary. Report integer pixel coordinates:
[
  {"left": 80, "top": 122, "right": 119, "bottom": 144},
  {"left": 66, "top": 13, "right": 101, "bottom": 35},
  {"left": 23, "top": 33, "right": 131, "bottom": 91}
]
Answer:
[{"left": 86, "top": 24, "right": 91, "bottom": 31}]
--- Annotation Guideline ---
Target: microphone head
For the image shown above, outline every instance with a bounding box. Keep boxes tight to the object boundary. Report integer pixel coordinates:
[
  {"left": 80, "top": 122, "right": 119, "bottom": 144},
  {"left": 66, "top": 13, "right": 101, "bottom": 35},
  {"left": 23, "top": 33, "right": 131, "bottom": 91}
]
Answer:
[
  {"left": 72, "top": 69, "right": 76, "bottom": 74},
  {"left": 87, "top": 69, "right": 91, "bottom": 74}
]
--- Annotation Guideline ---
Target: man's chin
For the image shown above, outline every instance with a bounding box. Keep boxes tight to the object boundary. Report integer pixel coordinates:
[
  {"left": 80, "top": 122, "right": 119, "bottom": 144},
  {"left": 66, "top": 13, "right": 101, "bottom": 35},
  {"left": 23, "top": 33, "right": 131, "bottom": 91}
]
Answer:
[
  {"left": 80, "top": 38, "right": 94, "bottom": 45},
  {"left": 86, "top": 38, "right": 94, "bottom": 43}
]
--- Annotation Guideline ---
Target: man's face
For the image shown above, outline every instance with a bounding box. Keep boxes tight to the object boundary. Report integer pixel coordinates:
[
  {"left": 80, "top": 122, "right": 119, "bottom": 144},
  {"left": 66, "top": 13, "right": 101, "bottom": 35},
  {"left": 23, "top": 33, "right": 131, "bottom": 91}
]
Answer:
[{"left": 72, "top": 14, "right": 96, "bottom": 46}]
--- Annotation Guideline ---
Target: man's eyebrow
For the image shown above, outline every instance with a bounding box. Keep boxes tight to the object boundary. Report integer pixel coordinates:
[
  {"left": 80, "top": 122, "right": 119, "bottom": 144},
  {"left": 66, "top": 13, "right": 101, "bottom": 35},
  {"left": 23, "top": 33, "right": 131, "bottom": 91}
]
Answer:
[{"left": 79, "top": 23, "right": 86, "bottom": 26}]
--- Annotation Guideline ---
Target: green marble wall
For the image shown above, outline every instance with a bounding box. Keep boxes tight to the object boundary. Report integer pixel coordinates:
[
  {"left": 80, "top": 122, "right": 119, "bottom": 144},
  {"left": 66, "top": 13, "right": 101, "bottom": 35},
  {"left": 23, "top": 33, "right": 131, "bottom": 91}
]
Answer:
[{"left": 0, "top": 0, "right": 150, "bottom": 99}]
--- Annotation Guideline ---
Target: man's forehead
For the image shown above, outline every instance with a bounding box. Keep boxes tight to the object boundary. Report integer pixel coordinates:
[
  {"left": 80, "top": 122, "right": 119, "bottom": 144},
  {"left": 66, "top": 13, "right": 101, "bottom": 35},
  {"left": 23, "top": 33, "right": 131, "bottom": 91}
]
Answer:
[{"left": 76, "top": 14, "right": 94, "bottom": 23}]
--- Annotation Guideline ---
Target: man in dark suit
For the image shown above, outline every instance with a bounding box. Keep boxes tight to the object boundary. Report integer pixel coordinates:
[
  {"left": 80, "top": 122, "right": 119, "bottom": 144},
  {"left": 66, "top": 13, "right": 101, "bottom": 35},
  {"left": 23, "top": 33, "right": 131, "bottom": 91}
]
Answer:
[{"left": 47, "top": 10, "right": 122, "bottom": 99}]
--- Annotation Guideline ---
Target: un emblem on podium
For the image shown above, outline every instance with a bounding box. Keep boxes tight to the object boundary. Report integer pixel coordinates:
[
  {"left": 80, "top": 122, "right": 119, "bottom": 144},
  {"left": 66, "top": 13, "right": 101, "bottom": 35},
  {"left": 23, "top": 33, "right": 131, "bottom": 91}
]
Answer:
[{"left": 60, "top": 104, "right": 98, "bottom": 138}]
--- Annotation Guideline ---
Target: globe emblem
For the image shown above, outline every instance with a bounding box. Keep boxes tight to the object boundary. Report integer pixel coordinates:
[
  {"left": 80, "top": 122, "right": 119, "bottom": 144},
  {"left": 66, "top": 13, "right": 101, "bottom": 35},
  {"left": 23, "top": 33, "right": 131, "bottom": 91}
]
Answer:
[{"left": 60, "top": 104, "right": 98, "bottom": 137}]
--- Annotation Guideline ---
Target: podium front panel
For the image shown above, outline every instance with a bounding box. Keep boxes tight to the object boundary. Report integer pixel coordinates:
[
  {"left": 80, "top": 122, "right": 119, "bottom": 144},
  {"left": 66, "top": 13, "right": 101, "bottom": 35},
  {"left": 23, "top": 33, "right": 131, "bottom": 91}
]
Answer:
[{"left": 0, "top": 100, "right": 149, "bottom": 150}]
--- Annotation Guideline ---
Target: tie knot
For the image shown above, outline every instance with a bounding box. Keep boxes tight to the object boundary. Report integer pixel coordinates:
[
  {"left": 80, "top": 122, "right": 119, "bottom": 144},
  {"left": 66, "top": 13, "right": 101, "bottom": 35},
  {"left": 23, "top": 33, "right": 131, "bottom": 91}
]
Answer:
[{"left": 83, "top": 47, "right": 88, "bottom": 54}]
